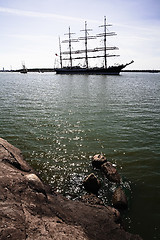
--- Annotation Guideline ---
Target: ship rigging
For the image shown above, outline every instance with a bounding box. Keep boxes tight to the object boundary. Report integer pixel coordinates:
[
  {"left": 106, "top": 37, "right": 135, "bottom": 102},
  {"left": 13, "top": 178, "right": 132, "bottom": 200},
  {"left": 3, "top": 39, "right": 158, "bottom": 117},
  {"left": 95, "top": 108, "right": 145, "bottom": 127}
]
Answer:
[{"left": 55, "top": 16, "right": 133, "bottom": 75}]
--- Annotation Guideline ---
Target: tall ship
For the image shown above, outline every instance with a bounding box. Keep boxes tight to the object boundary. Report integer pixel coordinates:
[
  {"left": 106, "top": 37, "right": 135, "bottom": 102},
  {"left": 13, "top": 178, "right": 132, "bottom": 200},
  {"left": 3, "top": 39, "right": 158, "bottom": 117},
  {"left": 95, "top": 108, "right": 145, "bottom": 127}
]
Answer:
[{"left": 55, "top": 16, "right": 134, "bottom": 75}]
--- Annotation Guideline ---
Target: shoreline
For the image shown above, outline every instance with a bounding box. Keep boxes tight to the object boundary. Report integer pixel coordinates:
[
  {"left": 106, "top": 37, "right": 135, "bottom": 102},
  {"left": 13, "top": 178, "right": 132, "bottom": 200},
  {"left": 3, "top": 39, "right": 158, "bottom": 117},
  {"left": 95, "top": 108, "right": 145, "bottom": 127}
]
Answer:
[
  {"left": 0, "top": 137, "right": 142, "bottom": 240},
  {"left": 0, "top": 68, "right": 160, "bottom": 73}
]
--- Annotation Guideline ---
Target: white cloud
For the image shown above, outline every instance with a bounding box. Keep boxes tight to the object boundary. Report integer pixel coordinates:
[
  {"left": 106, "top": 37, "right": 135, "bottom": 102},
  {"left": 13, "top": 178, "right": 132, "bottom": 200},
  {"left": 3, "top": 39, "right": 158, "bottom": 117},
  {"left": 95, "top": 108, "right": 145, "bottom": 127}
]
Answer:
[
  {"left": 2, "top": 33, "right": 57, "bottom": 41},
  {"left": 0, "top": 7, "right": 100, "bottom": 23}
]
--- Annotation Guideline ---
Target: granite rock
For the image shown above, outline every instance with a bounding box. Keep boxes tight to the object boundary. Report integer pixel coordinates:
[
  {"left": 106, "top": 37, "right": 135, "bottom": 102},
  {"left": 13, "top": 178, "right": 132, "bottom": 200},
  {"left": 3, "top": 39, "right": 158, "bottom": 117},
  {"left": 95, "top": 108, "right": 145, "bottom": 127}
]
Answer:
[
  {"left": 92, "top": 154, "right": 107, "bottom": 169},
  {"left": 112, "top": 187, "right": 128, "bottom": 210},
  {"left": 0, "top": 138, "right": 142, "bottom": 240},
  {"left": 101, "top": 161, "right": 121, "bottom": 183},
  {"left": 83, "top": 173, "right": 101, "bottom": 194}
]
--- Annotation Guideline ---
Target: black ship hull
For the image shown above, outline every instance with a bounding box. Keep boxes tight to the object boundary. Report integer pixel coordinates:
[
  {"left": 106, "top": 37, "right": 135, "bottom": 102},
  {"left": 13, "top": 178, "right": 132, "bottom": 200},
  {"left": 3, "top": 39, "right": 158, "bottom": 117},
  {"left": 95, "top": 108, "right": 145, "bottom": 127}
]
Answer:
[
  {"left": 20, "top": 70, "right": 27, "bottom": 74},
  {"left": 55, "top": 63, "right": 131, "bottom": 75}
]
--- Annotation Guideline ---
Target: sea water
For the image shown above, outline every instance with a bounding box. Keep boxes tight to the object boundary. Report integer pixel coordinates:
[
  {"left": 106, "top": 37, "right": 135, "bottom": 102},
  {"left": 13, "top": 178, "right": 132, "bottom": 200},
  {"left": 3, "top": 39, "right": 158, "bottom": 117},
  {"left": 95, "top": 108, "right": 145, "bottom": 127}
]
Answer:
[{"left": 0, "top": 72, "right": 160, "bottom": 239}]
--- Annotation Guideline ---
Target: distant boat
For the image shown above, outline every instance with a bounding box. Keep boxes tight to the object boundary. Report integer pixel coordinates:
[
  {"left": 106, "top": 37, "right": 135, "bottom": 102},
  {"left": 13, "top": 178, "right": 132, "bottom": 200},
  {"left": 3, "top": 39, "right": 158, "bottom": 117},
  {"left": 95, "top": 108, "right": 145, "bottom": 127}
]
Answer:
[
  {"left": 55, "top": 16, "right": 134, "bottom": 75},
  {"left": 20, "top": 63, "right": 27, "bottom": 74}
]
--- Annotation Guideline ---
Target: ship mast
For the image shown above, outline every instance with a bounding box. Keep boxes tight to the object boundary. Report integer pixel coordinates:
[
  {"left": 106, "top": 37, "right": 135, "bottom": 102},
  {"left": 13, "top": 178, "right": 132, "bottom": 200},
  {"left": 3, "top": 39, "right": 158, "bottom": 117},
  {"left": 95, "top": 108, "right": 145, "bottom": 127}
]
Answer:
[
  {"left": 59, "top": 16, "right": 119, "bottom": 69},
  {"left": 59, "top": 37, "right": 62, "bottom": 68},
  {"left": 103, "top": 16, "right": 107, "bottom": 68},
  {"left": 98, "top": 16, "right": 116, "bottom": 68},
  {"left": 61, "top": 27, "right": 77, "bottom": 68},
  {"left": 69, "top": 27, "right": 72, "bottom": 67},
  {"left": 85, "top": 22, "right": 88, "bottom": 68},
  {"left": 64, "top": 27, "right": 73, "bottom": 67},
  {"left": 80, "top": 21, "right": 94, "bottom": 68}
]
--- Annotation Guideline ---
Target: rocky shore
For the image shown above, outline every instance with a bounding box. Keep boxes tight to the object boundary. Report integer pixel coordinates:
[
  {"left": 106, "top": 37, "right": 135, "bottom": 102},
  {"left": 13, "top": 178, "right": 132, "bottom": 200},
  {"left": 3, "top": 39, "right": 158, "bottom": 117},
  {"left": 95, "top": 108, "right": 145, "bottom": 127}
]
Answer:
[{"left": 0, "top": 138, "right": 142, "bottom": 240}]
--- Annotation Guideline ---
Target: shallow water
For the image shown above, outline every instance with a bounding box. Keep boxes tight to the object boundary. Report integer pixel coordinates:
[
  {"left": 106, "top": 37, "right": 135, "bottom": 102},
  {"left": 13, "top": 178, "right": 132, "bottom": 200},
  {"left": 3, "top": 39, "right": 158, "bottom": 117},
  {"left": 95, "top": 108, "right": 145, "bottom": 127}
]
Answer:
[{"left": 0, "top": 72, "right": 160, "bottom": 239}]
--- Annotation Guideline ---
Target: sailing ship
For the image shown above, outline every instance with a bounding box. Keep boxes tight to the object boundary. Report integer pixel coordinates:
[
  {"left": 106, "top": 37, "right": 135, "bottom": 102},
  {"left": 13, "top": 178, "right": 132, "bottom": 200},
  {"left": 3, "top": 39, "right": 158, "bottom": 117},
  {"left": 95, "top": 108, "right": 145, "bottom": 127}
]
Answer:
[
  {"left": 20, "top": 62, "right": 27, "bottom": 74},
  {"left": 55, "top": 16, "right": 134, "bottom": 75}
]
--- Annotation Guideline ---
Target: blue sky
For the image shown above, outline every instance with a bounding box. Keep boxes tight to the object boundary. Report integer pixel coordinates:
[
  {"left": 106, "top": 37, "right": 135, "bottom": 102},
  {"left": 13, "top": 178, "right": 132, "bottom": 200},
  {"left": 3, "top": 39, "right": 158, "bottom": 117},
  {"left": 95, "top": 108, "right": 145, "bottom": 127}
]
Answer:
[{"left": 0, "top": 0, "right": 160, "bottom": 70}]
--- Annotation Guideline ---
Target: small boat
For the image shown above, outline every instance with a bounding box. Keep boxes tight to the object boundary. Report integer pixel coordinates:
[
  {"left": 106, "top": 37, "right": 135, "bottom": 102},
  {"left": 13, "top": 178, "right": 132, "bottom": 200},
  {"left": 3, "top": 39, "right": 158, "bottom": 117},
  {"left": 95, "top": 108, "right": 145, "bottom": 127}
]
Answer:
[
  {"left": 55, "top": 16, "right": 134, "bottom": 75},
  {"left": 20, "top": 62, "right": 27, "bottom": 74}
]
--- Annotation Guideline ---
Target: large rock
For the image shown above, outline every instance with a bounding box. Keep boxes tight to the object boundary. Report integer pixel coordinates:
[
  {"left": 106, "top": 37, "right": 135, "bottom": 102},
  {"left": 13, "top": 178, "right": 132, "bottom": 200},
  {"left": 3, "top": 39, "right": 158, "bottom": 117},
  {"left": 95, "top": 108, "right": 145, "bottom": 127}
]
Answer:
[
  {"left": 0, "top": 137, "right": 32, "bottom": 172},
  {"left": 81, "top": 193, "right": 104, "bottom": 206},
  {"left": 83, "top": 173, "right": 101, "bottom": 194},
  {"left": 101, "top": 161, "right": 121, "bottom": 183},
  {"left": 0, "top": 138, "right": 142, "bottom": 240},
  {"left": 80, "top": 194, "right": 121, "bottom": 223},
  {"left": 112, "top": 187, "right": 128, "bottom": 210}
]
